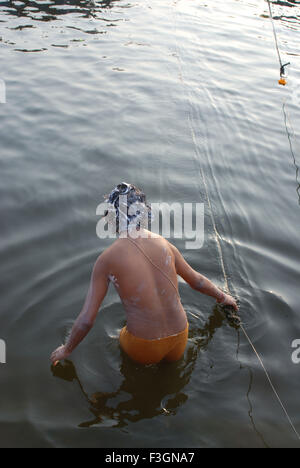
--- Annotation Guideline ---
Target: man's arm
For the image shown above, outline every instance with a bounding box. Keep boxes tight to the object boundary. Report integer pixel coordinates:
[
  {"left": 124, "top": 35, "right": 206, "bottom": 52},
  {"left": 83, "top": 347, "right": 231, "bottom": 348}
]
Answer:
[
  {"left": 169, "top": 243, "right": 238, "bottom": 310},
  {"left": 51, "top": 254, "right": 109, "bottom": 364}
]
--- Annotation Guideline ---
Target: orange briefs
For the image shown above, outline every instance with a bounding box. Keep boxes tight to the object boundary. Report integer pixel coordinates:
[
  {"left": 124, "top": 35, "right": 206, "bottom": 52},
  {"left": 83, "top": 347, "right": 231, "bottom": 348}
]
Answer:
[{"left": 119, "top": 323, "right": 189, "bottom": 365}]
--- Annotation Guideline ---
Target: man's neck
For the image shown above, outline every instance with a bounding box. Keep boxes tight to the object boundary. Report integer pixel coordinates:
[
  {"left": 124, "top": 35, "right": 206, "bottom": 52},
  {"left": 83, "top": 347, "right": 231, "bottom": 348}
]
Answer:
[{"left": 119, "top": 227, "right": 151, "bottom": 239}]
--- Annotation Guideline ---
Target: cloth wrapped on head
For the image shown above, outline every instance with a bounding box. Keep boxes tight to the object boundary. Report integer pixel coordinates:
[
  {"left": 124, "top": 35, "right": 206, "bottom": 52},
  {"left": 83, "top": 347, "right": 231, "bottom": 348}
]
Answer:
[{"left": 104, "top": 182, "right": 152, "bottom": 233}]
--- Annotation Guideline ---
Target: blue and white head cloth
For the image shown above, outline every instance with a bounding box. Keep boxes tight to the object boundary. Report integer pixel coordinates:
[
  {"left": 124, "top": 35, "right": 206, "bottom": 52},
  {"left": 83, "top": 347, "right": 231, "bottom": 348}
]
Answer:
[{"left": 104, "top": 182, "right": 152, "bottom": 233}]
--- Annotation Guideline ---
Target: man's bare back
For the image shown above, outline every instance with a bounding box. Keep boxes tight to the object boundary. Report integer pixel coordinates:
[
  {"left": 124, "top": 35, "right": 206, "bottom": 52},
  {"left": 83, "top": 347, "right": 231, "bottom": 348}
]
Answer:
[
  {"left": 104, "top": 230, "right": 187, "bottom": 340},
  {"left": 51, "top": 184, "right": 238, "bottom": 366}
]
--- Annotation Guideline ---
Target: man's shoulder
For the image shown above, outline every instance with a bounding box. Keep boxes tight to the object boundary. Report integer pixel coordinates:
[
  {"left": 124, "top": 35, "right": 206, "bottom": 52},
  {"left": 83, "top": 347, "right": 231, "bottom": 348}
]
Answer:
[
  {"left": 98, "top": 233, "right": 173, "bottom": 258},
  {"left": 97, "top": 240, "right": 120, "bottom": 260},
  {"left": 97, "top": 238, "right": 128, "bottom": 265}
]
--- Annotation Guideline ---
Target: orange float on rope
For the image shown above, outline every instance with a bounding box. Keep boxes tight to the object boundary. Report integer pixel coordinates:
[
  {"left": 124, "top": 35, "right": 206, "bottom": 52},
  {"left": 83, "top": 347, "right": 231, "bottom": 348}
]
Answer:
[{"left": 278, "top": 78, "right": 287, "bottom": 86}]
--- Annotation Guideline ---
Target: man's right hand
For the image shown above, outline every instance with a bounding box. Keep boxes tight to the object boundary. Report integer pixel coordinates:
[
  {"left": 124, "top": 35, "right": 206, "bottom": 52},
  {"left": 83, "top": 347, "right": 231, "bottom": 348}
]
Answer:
[{"left": 219, "top": 294, "right": 238, "bottom": 311}]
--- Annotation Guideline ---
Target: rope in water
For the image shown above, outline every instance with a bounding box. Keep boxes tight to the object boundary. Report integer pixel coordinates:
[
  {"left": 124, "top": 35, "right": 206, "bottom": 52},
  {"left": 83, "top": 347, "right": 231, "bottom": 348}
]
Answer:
[
  {"left": 240, "top": 322, "right": 300, "bottom": 440},
  {"left": 267, "top": 0, "right": 283, "bottom": 69},
  {"left": 267, "top": 0, "right": 290, "bottom": 79},
  {"left": 266, "top": 10, "right": 299, "bottom": 437},
  {"left": 126, "top": 227, "right": 300, "bottom": 439},
  {"left": 282, "top": 101, "right": 300, "bottom": 205},
  {"left": 189, "top": 78, "right": 300, "bottom": 443},
  {"left": 266, "top": 0, "right": 299, "bottom": 206},
  {"left": 190, "top": 125, "right": 300, "bottom": 442},
  {"left": 172, "top": 0, "right": 299, "bottom": 441}
]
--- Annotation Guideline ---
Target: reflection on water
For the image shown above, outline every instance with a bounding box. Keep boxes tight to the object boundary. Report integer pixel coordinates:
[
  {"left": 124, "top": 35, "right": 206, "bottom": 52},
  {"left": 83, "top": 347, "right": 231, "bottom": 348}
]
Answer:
[
  {"left": 0, "top": 0, "right": 131, "bottom": 50},
  {"left": 51, "top": 307, "right": 227, "bottom": 429},
  {"left": 262, "top": 0, "right": 300, "bottom": 29},
  {"left": 273, "top": 0, "right": 300, "bottom": 6},
  {"left": 244, "top": 366, "right": 269, "bottom": 448},
  {"left": 0, "top": 0, "right": 121, "bottom": 20},
  {"left": 1, "top": 0, "right": 300, "bottom": 448}
]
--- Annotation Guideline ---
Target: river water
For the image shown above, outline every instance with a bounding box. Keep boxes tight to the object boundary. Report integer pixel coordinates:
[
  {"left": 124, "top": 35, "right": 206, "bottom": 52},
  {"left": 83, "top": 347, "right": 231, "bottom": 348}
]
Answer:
[{"left": 0, "top": 0, "right": 300, "bottom": 448}]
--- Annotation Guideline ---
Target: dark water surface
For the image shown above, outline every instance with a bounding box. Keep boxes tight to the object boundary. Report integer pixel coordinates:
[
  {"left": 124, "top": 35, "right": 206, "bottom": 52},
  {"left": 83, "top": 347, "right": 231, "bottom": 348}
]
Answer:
[{"left": 1, "top": 0, "right": 300, "bottom": 448}]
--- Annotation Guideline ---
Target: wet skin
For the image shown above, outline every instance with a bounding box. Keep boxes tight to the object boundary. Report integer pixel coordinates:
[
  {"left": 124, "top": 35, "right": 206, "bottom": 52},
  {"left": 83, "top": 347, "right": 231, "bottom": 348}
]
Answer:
[{"left": 51, "top": 229, "right": 238, "bottom": 364}]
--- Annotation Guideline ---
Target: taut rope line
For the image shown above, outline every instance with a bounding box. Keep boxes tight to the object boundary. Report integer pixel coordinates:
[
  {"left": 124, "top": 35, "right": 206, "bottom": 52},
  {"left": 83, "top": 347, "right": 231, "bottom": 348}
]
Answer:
[
  {"left": 171, "top": 0, "right": 299, "bottom": 442},
  {"left": 267, "top": 0, "right": 290, "bottom": 84}
]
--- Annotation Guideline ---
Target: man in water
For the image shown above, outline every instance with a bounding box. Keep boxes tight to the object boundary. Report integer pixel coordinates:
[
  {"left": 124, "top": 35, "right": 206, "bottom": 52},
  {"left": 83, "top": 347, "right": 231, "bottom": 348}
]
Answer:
[{"left": 51, "top": 183, "right": 238, "bottom": 366}]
